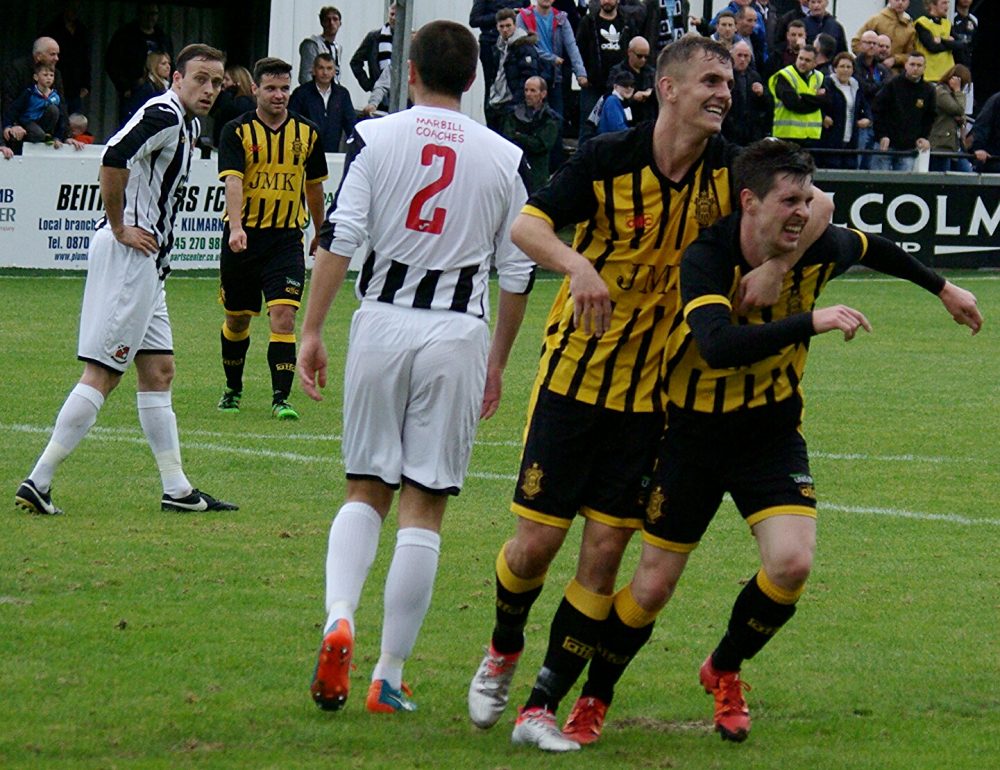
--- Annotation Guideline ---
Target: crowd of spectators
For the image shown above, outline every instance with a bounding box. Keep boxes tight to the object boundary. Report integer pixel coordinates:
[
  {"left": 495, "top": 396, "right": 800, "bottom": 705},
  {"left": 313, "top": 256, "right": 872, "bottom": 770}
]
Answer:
[
  {"left": 0, "top": 0, "right": 997, "bottom": 177},
  {"left": 470, "top": 0, "right": 996, "bottom": 180},
  {"left": 483, "top": 0, "right": 1000, "bottom": 184}
]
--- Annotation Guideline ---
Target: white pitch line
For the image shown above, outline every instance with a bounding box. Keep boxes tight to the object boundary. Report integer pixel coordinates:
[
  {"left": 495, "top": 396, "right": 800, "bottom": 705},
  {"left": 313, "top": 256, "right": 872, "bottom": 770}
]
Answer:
[
  {"left": 811, "top": 451, "right": 969, "bottom": 464},
  {"left": 4, "top": 422, "right": 524, "bottom": 447},
  {"left": 4, "top": 423, "right": 996, "bottom": 526},
  {"left": 835, "top": 274, "right": 1000, "bottom": 283},
  {"left": 818, "top": 502, "right": 1000, "bottom": 527}
]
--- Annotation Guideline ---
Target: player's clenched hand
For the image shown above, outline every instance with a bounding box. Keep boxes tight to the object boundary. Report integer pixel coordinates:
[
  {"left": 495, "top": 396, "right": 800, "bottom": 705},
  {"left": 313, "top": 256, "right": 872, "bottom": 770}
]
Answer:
[
  {"left": 297, "top": 334, "right": 328, "bottom": 401},
  {"left": 228, "top": 226, "right": 247, "bottom": 253},
  {"left": 813, "top": 304, "right": 872, "bottom": 341},
  {"left": 938, "top": 281, "right": 982, "bottom": 335},
  {"left": 481, "top": 364, "right": 502, "bottom": 420},
  {"left": 737, "top": 258, "right": 786, "bottom": 312},
  {"left": 113, "top": 225, "right": 158, "bottom": 256},
  {"left": 569, "top": 262, "right": 611, "bottom": 336}
]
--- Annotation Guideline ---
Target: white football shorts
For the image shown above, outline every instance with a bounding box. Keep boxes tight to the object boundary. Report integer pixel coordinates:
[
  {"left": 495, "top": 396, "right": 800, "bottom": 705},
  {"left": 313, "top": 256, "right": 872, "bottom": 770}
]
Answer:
[
  {"left": 342, "top": 302, "right": 490, "bottom": 495},
  {"left": 77, "top": 228, "right": 172, "bottom": 373}
]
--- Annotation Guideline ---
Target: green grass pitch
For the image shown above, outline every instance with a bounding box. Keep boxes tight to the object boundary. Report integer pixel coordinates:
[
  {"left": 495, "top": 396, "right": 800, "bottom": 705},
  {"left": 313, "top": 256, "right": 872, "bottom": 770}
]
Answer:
[{"left": 1, "top": 271, "right": 997, "bottom": 769}]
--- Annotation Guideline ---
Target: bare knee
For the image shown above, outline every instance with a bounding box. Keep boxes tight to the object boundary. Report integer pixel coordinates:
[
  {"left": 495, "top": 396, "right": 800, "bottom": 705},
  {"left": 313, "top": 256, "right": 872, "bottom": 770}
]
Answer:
[
  {"left": 575, "top": 524, "right": 634, "bottom": 593},
  {"left": 629, "top": 545, "right": 689, "bottom": 613},
  {"left": 224, "top": 314, "right": 251, "bottom": 334},
  {"left": 80, "top": 363, "right": 122, "bottom": 397},
  {"left": 268, "top": 305, "right": 297, "bottom": 335},
  {"left": 504, "top": 519, "right": 567, "bottom": 580},
  {"left": 134, "top": 354, "right": 175, "bottom": 391},
  {"left": 764, "top": 552, "right": 813, "bottom": 591},
  {"left": 630, "top": 570, "right": 677, "bottom": 612},
  {"left": 345, "top": 478, "right": 395, "bottom": 519}
]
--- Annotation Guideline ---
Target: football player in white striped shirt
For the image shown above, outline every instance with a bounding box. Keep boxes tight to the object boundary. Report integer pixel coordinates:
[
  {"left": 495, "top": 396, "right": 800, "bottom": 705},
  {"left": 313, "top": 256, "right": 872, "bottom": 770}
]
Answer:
[
  {"left": 15, "top": 44, "right": 238, "bottom": 517},
  {"left": 300, "top": 20, "right": 536, "bottom": 714}
]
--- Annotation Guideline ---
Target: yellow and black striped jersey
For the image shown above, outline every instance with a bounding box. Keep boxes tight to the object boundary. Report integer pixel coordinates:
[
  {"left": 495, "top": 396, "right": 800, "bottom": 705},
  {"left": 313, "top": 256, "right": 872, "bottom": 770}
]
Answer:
[
  {"left": 218, "top": 110, "right": 329, "bottom": 229},
  {"left": 524, "top": 125, "right": 740, "bottom": 413},
  {"left": 665, "top": 216, "right": 871, "bottom": 415}
]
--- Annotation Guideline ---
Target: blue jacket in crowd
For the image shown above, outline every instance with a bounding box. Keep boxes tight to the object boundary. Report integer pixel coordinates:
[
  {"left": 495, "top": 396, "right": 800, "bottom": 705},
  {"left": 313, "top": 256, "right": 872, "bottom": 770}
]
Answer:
[{"left": 288, "top": 81, "right": 356, "bottom": 153}]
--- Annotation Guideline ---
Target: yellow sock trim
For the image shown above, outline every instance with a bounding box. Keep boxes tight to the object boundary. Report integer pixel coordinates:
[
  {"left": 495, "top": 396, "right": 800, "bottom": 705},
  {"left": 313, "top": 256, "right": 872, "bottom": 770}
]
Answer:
[
  {"left": 564, "top": 579, "right": 613, "bottom": 621},
  {"left": 269, "top": 332, "right": 296, "bottom": 344},
  {"left": 496, "top": 545, "right": 546, "bottom": 594},
  {"left": 613, "top": 585, "right": 659, "bottom": 629},
  {"left": 757, "top": 569, "right": 804, "bottom": 605},
  {"left": 222, "top": 323, "right": 250, "bottom": 342}
]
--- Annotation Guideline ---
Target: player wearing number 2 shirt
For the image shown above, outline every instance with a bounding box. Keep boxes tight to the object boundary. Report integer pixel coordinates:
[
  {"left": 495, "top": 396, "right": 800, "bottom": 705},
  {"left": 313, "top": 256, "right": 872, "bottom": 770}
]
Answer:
[{"left": 299, "top": 21, "right": 536, "bottom": 715}]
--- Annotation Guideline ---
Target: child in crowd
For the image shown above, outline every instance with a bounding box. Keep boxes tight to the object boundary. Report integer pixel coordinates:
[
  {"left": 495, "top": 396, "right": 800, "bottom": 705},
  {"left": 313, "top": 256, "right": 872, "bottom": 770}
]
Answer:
[
  {"left": 4, "top": 63, "right": 69, "bottom": 146},
  {"left": 597, "top": 71, "right": 635, "bottom": 135},
  {"left": 69, "top": 113, "right": 94, "bottom": 144}
]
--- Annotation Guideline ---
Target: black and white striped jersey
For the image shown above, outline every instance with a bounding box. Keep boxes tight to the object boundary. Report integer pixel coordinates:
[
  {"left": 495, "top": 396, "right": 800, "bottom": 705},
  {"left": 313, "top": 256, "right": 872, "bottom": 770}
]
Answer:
[
  {"left": 100, "top": 89, "right": 198, "bottom": 278},
  {"left": 324, "top": 105, "right": 534, "bottom": 321}
]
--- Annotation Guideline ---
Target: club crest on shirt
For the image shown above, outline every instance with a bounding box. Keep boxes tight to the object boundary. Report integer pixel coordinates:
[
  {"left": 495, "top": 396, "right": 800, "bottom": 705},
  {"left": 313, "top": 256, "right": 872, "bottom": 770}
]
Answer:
[
  {"left": 520, "top": 462, "right": 544, "bottom": 500},
  {"left": 915, "top": 99, "right": 925, "bottom": 109},
  {"left": 791, "top": 473, "right": 816, "bottom": 500},
  {"left": 645, "top": 485, "right": 665, "bottom": 524},
  {"left": 292, "top": 137, "right": 304, "bottom": 162},
  {"left": 693, "top": 190, "right": 720, "bottom": 228},
  {"left": 112, "top": 344, "right": 130, "bottom": 364}
]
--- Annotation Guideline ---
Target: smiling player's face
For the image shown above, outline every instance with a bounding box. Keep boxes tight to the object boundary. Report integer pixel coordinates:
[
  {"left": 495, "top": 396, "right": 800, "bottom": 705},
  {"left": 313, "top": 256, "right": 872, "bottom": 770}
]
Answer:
[
  {"left": 661, "top": 53, "right": 733, "bottom": 137},
  {"left": 254, "top": 72, "right": 291, "bottom": 121}
]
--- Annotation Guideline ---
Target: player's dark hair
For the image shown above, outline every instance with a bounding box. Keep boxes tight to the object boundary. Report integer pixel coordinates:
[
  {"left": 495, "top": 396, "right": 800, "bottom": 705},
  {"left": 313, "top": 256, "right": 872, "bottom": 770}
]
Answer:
[
  {"left": 319, "top": 6, "right": 341, "bottom": 23},
  {"left": 253, "top": 56, "right": 293, "bottom": 85},
  {"left": 734, "top": 139, "right": 815, "bottom": 202},
  {"left": 410, "top": 20, "right": 478, "bottom": 99},
  {"left": 175, "top": 44, "right": 225, "bottom": 75},
  {"left": 656, "top": 35, "right": 732, "bottom": 80}
]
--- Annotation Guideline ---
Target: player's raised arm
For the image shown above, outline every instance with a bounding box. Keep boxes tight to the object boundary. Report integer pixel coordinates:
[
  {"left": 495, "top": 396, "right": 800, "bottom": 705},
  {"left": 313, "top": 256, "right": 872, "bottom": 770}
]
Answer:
[
  {"left": 858, "top": 234, "right": 983, "bottom": 335},
  {"left": 811, "top": 304, "right": 872, "bottom": 341},
  {"left": 510, "top": 212, "right": 610, "bottom": 337},
  {"left": 938, "top": 281, "right": 983, "bottom": 335}
]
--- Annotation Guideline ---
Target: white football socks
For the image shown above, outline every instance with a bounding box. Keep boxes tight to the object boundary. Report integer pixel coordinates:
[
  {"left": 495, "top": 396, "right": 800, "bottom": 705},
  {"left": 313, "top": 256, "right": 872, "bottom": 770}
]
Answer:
[
  {"left": 30, "top": 383, "right": 105, "bottom": 491},
  {"left": 137, "top": 390, "right": 191, "bottom": 498},
  {"left": 373, "top": 527, "right": 441, "bottom": 689},
  {"left": 324, "top": 501, "right": 383, "bottom": 636}
]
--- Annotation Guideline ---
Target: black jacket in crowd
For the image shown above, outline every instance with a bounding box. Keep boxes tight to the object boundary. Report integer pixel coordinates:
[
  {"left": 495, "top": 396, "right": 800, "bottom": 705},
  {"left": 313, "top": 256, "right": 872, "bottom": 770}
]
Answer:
[
  {"left": 575, "top": 9, "right": 639, "bottom": 92},
  {"left": 722, "top": 66, "right": 772, "bottom": 146},
  {"left": 874, "top": 74, "right": 936, "bottom": 150}
]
